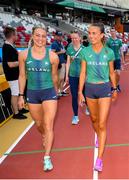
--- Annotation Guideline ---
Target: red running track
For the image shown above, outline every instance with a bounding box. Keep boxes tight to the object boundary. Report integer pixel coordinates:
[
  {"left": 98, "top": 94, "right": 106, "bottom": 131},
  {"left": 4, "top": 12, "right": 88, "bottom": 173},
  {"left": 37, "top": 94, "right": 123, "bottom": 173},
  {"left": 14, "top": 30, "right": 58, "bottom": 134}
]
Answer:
[{"left": 0, "top": 71, "right": 129, "bottom": 179}]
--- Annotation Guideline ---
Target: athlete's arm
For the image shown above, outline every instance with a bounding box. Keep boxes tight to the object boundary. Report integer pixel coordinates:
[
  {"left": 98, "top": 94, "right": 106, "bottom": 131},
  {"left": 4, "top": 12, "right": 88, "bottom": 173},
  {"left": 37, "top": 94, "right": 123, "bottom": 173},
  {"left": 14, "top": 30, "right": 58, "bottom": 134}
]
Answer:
[
  {"left": 109, "top": 61, "right": 117, "bottom": 101},
  {"left": 78, "top": 60, "right": 86, "bottom": 105},
  {"left": 18, "top": 50, "right": 27, "bottom": 95},
  {"left": 50, "top": 51, "right": 59, "bottom": 93},
  {"left": 51, "top": 48, "right": 65, "bottom": 55},
  {"left": 65, "top": 55, "right": 70, "bottom": 84},
  {"left": 109, "top": 61, "right": 116, "bottom": 88},
  {"left": 121, "top": 49, "right": 125, "bottom": 63}
]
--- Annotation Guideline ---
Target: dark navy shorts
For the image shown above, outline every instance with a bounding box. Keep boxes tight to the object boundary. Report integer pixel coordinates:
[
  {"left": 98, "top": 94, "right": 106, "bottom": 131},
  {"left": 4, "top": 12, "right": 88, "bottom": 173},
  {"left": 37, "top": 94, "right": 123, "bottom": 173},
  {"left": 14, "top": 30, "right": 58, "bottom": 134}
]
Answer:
[
  {"left": 85, "top": 82, "right": 111, "bottom": 99},
  {"left": 26, "top": 87, "right": 57, "bottom": 104},
  {"left": 114, "top": 59, "right": 121, "bottom": 70}
]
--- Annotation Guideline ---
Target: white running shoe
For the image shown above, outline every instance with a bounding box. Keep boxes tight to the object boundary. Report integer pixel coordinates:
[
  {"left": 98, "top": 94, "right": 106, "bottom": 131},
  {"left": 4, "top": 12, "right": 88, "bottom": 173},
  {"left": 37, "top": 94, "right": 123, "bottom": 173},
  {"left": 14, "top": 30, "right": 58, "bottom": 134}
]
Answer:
[
  {"left": 72, "top": 116, "right": 79, "bottom": 125},
  {"left": 43, "top": 156, "right": 53, "bottom": 171},
  {"left": 85, "top": 107, "right": 90, "bottom": 115}
]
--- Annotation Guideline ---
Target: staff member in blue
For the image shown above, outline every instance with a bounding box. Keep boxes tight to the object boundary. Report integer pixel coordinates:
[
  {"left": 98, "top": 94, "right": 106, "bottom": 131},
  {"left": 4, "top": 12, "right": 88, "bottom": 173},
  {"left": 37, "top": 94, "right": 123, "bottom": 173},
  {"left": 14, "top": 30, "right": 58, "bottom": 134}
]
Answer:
[{"left": 51, "top": 31, "right": 67, "bottom": 97}]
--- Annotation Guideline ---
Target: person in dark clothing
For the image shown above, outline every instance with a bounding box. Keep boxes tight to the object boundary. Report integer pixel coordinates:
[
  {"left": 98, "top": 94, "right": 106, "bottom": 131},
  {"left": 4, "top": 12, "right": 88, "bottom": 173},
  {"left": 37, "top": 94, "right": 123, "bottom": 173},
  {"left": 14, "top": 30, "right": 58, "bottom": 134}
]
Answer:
[
  {"left": 51, "top": 31, "right": 67, "bottom": 97},
  {"left": 2, "top": 27, "right": 28, "bottom": 119},
  {"left": 82, "top": 35, "right": 89, "bottom": 47}
]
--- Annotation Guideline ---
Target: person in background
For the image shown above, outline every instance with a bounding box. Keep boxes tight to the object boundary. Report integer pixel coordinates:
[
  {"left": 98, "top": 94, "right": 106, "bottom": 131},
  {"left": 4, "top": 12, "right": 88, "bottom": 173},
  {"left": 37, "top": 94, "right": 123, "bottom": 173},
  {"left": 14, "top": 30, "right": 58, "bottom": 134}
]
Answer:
[
  {"left": 121, "top": 41, "right": 128, "bottom": 61},
  {"left": 82, "top": 35, "right": 89, "bottom": 47},
  {"left": 79, "top": 23, "right": 117, "bottom": 172},
  {"left": 2, "top": 26, "right": 28, "bottom": 120},
  {"left": 65, "top": 31, "right": 89, "bottom": 125},
  {"left": 18, "top": 26, "right": 59, "bottom": 171},
  {"left": 51, "top": 31, "right": 68, "bottom": 97},
  {"left": 106, "top": 27, "right": 124, "bottom": 92}
]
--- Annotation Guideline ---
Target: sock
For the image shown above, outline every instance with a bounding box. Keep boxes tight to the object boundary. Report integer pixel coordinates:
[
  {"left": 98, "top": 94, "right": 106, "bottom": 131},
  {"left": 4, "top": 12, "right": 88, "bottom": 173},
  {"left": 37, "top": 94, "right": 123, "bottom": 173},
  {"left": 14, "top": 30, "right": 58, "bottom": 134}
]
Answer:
[{"left": 44, "top": 155, "right": 50, "bottom": 160}]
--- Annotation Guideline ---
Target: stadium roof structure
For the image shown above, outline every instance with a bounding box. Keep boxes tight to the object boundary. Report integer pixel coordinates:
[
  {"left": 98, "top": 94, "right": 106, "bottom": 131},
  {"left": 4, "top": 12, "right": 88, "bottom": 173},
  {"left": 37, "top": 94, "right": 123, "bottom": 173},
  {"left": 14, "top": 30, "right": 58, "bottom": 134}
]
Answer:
[
  {"left": 78, "top": 0, "right": 129, "bottom": 11},
  {"left": 57, "top": 0, "right": 106, "bottom": 13}
]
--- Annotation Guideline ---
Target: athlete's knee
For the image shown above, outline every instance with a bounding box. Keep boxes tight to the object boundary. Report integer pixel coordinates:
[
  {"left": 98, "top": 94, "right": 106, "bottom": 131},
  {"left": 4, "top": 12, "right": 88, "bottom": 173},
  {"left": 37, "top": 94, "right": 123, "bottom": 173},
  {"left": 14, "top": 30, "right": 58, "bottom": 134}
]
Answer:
[
  {"left": 91, "top": 115, "right": 98, "bottom": 124},
  {"left": 44, "top": 122, "right": 53, "bottom": 132},
  {"left": 36, "top": 125, "right": 44, "bottom": 135},
  {"left": 98, "top": 122, "right": 106, "bottom": 131}
]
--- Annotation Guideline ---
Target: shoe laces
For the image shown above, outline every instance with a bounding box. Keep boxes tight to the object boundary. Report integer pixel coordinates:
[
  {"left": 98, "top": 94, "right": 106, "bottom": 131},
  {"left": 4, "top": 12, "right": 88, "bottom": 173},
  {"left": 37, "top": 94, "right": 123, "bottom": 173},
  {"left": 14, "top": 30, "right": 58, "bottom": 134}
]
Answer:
[{"left": 44, "top": 158, "right": 51, "bottom": 166}]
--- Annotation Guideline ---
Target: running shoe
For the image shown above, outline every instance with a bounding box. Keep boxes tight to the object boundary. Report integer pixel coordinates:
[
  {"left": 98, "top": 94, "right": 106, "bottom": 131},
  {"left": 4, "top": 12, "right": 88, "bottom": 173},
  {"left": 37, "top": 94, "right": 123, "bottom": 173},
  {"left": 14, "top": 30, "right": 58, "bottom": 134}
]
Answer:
[
  {"left": 85, "top": 107, "right": 90, "bottom": 115},
  {"left": 19, "top": 108, "right": 29, "bottom": 114},
  {"left": 61, "top": 91, "right": 69, "bottom": 96},
  {"left": 95, "top": 138, "right": 99, "bottom": 148},
  {"left": 117, "top": 84, "right": 121, "bottom": 92},
  {"left": 72, "top": 116, "right": 79, "bottom": 125},
  {"left": 58, "top": 92, "right": 63, "bottom": 97},
  {"left": 94, "top": 158, "right": 103, "bottom": 172},
  {"left": 43, "top": 156, "right": 53, "bottom": 171},
  {"left": 12, "top": 112, "right": 27, "bottom": 120}
]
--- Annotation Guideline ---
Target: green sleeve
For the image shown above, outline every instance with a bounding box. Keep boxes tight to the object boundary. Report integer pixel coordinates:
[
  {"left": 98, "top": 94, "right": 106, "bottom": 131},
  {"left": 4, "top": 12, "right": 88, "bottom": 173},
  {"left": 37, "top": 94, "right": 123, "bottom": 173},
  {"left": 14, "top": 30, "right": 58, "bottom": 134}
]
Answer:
[
  {"left": 109, "top": 49, "right": 115, "bottom": 62},
  {"left": 80, "top": 48, "right": 87, "bottom": 62},
  {"left": 106, "top": 39, "right": 110, "bottom": 47},
  {"left": 119, "top": 40, "right": 122, "bottom": 48}
]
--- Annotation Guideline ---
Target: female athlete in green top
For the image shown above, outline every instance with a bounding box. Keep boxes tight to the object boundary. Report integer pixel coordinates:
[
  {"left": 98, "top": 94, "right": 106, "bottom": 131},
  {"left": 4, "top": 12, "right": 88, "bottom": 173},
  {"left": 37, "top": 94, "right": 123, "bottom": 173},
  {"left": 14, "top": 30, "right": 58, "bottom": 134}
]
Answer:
[
  {"left": 18, "top": 26, "right": 59, "bottom": 171},
  {"left": 79, "top": 23, "right": 117, "bottom": 172},
  {"left": 65, "top": 31, "right": 89, "bottom": 125}
]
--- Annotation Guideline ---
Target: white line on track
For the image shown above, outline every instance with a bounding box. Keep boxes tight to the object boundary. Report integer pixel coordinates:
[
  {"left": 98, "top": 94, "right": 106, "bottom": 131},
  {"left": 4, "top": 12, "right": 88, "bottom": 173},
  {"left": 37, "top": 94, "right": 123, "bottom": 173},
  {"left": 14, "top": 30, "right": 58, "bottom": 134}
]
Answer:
[
  {"left": 63, "top": 85, "right": 70, "bottom": 92},
  {"left": 93, "top": 133, "right": 98, "bottom": 180},
  {"left": 0, "top": 85, "right": 70, "bottom": 164},
  {"left": 0, "top": 121, "right": 34, "bottom": 164}
]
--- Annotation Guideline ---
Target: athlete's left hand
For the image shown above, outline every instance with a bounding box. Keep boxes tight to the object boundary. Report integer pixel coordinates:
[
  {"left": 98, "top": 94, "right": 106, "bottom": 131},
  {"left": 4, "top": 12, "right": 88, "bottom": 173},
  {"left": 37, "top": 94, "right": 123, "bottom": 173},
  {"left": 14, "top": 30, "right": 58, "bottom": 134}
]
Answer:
[
  {"left": 112, "top": 91, "right": 118, "bottom": 102},
  {"left": 78, "top": 92, "right": 85, "bottom": 106}
]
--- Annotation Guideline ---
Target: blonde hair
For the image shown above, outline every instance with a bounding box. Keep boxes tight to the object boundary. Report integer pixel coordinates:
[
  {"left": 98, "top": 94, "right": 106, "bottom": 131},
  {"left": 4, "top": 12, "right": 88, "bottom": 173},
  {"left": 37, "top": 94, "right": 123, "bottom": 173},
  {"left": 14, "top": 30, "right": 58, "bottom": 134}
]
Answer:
[{"left": 28, "top": 26, "right": 47, "bottom": 48}]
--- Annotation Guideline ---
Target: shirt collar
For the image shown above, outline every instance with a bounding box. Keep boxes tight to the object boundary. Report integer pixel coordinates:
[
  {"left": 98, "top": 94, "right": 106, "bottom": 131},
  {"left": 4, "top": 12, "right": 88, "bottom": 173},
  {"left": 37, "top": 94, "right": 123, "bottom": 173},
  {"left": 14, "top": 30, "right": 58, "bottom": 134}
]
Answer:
[{"left": 5, "top": 41, "right": 14, "bottom": 47}]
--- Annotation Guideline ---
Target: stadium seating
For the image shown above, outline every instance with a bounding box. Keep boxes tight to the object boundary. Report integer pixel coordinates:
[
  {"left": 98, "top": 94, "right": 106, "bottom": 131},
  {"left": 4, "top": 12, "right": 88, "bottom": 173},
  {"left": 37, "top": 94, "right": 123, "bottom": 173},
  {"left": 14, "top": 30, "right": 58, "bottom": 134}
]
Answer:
[{"left": 0, "top": 12, "right": 57, "bottom": 47}]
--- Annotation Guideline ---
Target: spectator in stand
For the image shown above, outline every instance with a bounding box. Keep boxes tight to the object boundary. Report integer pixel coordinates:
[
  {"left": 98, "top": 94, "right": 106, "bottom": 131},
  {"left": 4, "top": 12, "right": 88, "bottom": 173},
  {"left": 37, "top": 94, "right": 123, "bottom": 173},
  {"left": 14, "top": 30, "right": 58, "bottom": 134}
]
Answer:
[{"left": 2, "top": 27, "right": 28, "bottom": 119}]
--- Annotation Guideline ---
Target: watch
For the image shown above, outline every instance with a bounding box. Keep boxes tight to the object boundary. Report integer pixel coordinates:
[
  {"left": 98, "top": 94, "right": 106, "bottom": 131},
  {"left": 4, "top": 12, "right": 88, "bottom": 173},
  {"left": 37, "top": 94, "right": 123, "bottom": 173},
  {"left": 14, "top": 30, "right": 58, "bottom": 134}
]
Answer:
[{"left": 18, "top": 93, "right": 24, "bottom": 96}]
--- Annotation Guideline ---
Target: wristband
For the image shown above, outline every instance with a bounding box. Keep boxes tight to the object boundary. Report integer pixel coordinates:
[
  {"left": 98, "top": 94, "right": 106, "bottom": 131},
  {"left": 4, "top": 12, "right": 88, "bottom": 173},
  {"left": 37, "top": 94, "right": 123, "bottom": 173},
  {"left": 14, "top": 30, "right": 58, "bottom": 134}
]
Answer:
[
  {"left": 112, "top": 88, "right": 117, "bottom": 92},
  {"left": 19, "top": 93, "right": 24, "bottom": 96}
]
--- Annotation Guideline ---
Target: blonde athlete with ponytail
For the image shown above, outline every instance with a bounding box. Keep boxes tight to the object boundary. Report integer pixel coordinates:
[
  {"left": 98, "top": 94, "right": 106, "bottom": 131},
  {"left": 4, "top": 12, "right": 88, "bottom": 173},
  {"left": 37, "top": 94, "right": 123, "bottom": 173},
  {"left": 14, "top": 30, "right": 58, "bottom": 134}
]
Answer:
[{"left": 18, "top": 26, "right": 59, "bottom": 171}]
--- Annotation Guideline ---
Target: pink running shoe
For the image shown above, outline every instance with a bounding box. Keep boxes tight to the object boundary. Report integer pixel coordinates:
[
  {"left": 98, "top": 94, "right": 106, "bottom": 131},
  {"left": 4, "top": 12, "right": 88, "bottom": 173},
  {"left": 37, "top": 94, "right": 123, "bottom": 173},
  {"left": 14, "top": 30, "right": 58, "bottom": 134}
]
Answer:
[
  {"left": 95, "top": 138, "right": 99, "bottom": 148},
  {"left": 94, "top": 158, "right": 103, "bottom": 172}
]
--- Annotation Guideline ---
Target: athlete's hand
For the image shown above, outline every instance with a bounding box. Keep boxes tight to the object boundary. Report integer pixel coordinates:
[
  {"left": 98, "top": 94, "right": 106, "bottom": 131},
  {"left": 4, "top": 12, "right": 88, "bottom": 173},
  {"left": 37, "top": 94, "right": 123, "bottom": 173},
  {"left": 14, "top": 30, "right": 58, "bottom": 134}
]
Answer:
[
  {"left": 65, "top": 76, "right": 69, "bottom": 84},
  {"left": 61, "top": 49, "right": 66, "bottom": 54},
  {"left": 112, "top": 91, "right": 118, "bottom": 102},
  {"left": 18, "top": 96, "right": 25, "bottom": 110},
  {"left": 78, "top": 92, "right": 85, "bottom": 106}
]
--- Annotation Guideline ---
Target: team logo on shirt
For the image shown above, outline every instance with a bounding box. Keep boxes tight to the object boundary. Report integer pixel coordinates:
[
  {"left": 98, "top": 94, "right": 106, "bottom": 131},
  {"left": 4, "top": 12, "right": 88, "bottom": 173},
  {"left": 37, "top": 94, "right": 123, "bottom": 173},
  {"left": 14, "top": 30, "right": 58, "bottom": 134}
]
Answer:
[
  {"left": 45, "top": 62, "right": 49, "bottom": 65},
  {"left": 87, "top": 61, "right": 108, "bottom": 66},
  {"left": 27, "top": 67, "right": 50, "bottom": 72},
  {"left": 26, "top": 61, "right": 32, "bottom": 64},
  {"left": 89, "top": 54, "right": 93, "bottom": 58}
]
